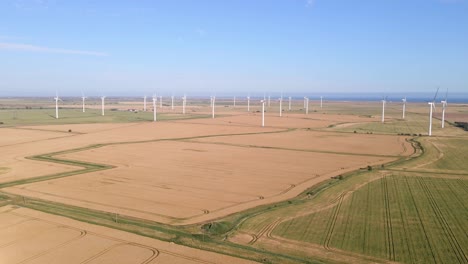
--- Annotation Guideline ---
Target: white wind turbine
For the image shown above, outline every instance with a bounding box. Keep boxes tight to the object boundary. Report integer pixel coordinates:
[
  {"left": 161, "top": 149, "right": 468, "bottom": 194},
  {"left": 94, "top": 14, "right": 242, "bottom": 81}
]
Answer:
[
  {"left": 143, "top": 95, "right": 147, "bottom": 111},
  {"left": 288, "top": 96, "right": 292, "bottom": 111},
  {"left": 402, "top": 97, "right": 407, "bottom": 119},
  {"left": 182, "top": 94, "right": 186, "bottom": 114},
  {"left": 81, "top": 91, "right": 87, "bottom": 113},
  {"left": 441, "top": 89, "right": 448, "bottom": 128},
  {"left": 101, "top": 95, "right": 106, "bottom": 116},
  {"left": 320, "top": 96, "right": 323, "bottom": 109},
  {"left": 211, "top": 95, "right": 216, "bottom": 119},
  {"left": 278, "top": 95, "right": 283, "bottom": 117},
  {"left": 304, "top": 97, "right": 309, "bottom": 114},
  {"left": 54, "top": 91, "right": 61, "bottom": 119},
  {"left": 152, "top": 94, "right": 157, "bottom": 122},
  {"left": 171, "top": 95, "right": 174, "bottom": 110},
  {"left": 247, "top": 95, "right": 250, "bottom": 112},
  {"left": 381, "top": 96, "right": 387, "bottom": 123},
  {"left": 233, "top": 96, "right": 236, "bottom": 107},
  {"left": 428, "top": 88, "right": 439, "bottom": 136},
  {"left": 260, "top": 99, "right": 265, "bottom": 127}
]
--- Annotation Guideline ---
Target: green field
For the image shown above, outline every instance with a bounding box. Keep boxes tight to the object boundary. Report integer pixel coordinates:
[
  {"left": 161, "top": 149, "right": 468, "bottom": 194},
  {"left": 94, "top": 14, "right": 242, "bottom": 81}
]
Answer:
[
  {"left": 0, "top": 108, "right": 209, "bottom": 126},
  {"left": 273, "top": 175, "right": 468, "bottom": 263}
]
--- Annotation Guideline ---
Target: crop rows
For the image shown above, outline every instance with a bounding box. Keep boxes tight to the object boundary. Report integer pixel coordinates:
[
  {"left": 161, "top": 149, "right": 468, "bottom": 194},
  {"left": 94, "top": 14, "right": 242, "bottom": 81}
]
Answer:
[{"left": 272, "top": 175, "right": 468, "bottom": 263}]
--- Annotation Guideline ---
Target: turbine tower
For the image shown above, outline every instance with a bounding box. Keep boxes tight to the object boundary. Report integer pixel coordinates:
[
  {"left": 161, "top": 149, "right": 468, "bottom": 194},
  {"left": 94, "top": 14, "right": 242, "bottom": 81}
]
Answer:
[
  {"left": 278, "top": 96, "right": 283, "bottom": 117},
  {"left": 288, "top": 96, "right": 292, "bottom": 111},
  {"left": 441, "top": 89, "right": 448, "bottom": 128},
  {"left": 381, "top": 97, "right": 387, "bottom": 123},
  {"left": 81, "top": 92, "right": 87, "bottom": 113},
  {"left": 143, "top": 95, "right": 147, "bottom": 111},
  {"left": 211, "top": 96, "right": 216, "bottom": 119},
  {"left": 159, "top": 95, "right": 162, "bottom": 108},
  {"left": 320, "top": 96, "right": 323, "bottom": 109},
  {"left": 247, "top": 96, "right": 250, "bottom": 112},
  {"left": 233, "top": 96, "right": 236, "bottom": 107},
  {"left": 152, "top": 95, "right": 157, "bottom": 122},
  {"left": 268, "top": 95, "right": 271, "bottom": 107},
  {"left": 171, "top": 95, "right": 174, "bottom": 110},
  {"left": 402, "top": 97, "right": 407, "bottom": 119},
  {"left": 428, "top": 88, "right": 439, "bottom": 136},
  {"left": 260, "top": 99, "right": 265, "bottom": 127},
  {"left": 54, "top": 92, "right": 60, "bottom": 119},
  {"left": 101, "top": 96, "right": 106, "bottom": 116},
  {"left": 182, "top": 94, "right": 186, "bottom": 114},
  {"left": 304, "top": 97, "right": 309, "bottom": 114}
]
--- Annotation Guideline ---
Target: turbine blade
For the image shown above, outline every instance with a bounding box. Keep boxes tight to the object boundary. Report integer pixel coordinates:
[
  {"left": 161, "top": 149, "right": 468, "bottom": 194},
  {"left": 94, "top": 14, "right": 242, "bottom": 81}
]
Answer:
[{"left": 432, "top": 87, "right": 440, "bottom": 102}]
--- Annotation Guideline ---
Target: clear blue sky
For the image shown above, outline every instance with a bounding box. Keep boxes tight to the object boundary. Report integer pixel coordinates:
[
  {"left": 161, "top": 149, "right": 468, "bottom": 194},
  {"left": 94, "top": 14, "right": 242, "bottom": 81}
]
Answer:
[{"left": 0, "top": 0, "right": 467, "bottom": 96}]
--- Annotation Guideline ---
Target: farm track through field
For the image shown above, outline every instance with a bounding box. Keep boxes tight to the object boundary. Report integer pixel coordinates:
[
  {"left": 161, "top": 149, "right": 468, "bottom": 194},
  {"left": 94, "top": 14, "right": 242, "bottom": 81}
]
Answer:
[
  {"left": 390, "top": 177, "right": 414, "bottom": 264},
  {"left": 404, "top": 176, "right": 437, "bottom": 263},
  {"left": 417, "top": 177, "right": 467, "bottom": 263},
  {"left": 381, "top": 176, "right": 395, "bottom": 261},
  {"left": 9, "top": 210, "right": 165, "bottom": 264},
  {"left": 323, "top": 192, "right": 345, "bottom": 250}
]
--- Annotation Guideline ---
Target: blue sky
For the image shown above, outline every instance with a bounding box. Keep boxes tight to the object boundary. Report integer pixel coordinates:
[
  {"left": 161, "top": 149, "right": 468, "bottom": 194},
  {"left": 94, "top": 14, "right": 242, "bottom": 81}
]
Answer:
[{"left": 0, "top": 0, "right": 467, "bottom": 96}]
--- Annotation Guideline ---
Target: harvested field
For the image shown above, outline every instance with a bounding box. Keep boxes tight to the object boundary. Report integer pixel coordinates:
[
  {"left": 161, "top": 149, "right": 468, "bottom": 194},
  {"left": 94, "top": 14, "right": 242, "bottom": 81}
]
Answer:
[
  {"left": 0, "top": 122, "right": 282, "bottom": 185},
  {"left": 4, "top": 139, "right": 394, "bottom": 224},
  {"left": 175, "top": 112, "right": 378, "bottom": 129},
  {"left": 0, "top": 128, "right": 71, "bottom": 147},
  {"left": 193, "top": 130, "right": 412, "bottom": 157},
  {"left": 0, "top": 205, "right": 255, "bottom": 264}
]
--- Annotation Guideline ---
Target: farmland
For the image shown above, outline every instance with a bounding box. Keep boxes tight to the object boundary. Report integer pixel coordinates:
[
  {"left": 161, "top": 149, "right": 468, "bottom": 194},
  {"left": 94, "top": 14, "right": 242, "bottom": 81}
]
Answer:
[
  {"left": 0, "top": 98, "right": 467, "bottom": 263},
  {"left": 272, "top": 175, "right": 467, "bottom": 263},
  {"left": 0, "top": 205, "right": 256, "bottom": 264}
]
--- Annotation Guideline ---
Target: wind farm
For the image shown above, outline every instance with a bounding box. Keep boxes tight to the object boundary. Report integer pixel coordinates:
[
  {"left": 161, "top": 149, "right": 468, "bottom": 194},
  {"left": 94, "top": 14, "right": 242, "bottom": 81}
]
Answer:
[
  {"left": 1, "top": 1, "right": 467, "bottom": 264},
  {"left": 0, "top": 93, "right": 467, "bottom": 264}
]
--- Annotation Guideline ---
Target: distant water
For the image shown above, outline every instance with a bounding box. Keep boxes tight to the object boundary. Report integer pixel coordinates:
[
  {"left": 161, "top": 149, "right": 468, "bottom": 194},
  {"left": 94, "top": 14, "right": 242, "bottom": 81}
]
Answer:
[
  {"left": 285, "top": 93, "right": 468, "bottom": 103},
  {"left": 266, "top": 93, "right": 468, "bottom": 103},
  {"left": 2, "top": 92, "right": 468, "bottom": 103}
]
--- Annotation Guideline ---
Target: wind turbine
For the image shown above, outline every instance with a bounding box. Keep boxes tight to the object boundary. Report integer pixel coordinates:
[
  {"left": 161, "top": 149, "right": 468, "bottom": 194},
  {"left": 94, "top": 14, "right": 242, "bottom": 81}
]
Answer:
[
  {"left": 260, "top": 99, "right": 265, "bottom": 127},
  {"left": 441, "top": 89, "right": 448, "bottom": 128},
  {"left": 320, "top": 96, "right": 323, "bottom": 109},
  {"left": 428, "top": 87, "right": 439, "bottom": 136},
  {"left": 288, "top": 96, "right": 292, "bottom": 111},
  {"left": 278, "top": 96, "right": 283, "bottom": 117},
  {"left": 381, "top": 96, "right": 387, "bottom": 123},
  {"left": 402, "top": 97, "right": 407, "bottom": 119},
  {"left": 211, "top": 96, "right": 216, "bottom": 119},
  {"left": 233, "top": 96, "right": 236, "bottom": 107},
  {"left": 54, "top": 92, "right": 61, "bottom": 119},
  {"left": 304, "top": 97, "right": 309, "bottom": 114},
  {"left": 101, "top": 96, "right": 106, "bottom": 116},
  {"left": 247, "top": 95, "right": 250, "bottom": 112},
  {"left": 152, "top": 95, "right": 157, "bottom": 122},
  {"left": 268, "top": 95, "right": 271, "bottom": 107},
  {"left": 182, "top": 94, "right": 186, "bottom": 114},
  {"left": 81, "top": 91, "right": 87, "bottom": 113},
  {"left": 143, "top": 95, "right": 147, "bottom": 111},
  {"left": 171, "top": 95, "right": 174, "bottom": 110},
  {"left": 159, "top": 95, "right": 162, "bottom": 108}
]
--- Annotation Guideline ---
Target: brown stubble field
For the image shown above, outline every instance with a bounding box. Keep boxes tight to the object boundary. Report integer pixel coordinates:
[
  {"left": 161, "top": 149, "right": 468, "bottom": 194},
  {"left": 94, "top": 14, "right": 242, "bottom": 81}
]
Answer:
[
  {"left": 1, "top": 112, "right": 410, "bottom": 225},
  {"left": 0, "top": 99, "right": 431, "bottom": 263},
  {"left": 0, "top": 205, "right": 255, "bottom": 264}
]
